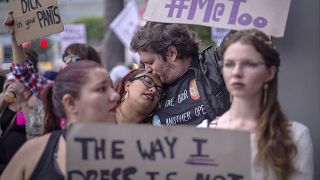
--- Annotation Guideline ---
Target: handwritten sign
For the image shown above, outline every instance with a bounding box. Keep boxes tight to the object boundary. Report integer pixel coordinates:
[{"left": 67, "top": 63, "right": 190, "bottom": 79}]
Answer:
[
  {"left": 143, "top": 0, "right": 291, "bottom": 37},
  {"left": 9, "top": 0, "right": 64, "bottom": 44},
  {"left": 67, "top": 123, "right": 250, "bottom": 180},
  {"left": 60, "top": 24, "right": 87, "bottom": 54}
]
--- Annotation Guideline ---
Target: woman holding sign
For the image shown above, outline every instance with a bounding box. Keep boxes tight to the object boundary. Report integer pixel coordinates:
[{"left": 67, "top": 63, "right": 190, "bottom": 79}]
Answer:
[
  {"left": 3, "top": 11, "right": 101, "bottom": 98},
  {"left": 200, "top": 29, "right": 313, "bottom": 179},
  {"left": 0, "top": 61, "right": 120, "bottom": 179}
]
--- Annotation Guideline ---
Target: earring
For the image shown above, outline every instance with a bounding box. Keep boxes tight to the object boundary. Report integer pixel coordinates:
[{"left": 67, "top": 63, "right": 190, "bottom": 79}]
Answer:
[
  {"left": 148, "top": 111, "right": 154, "bottom": 117},
  {"left": 121, "top": 90, "right": 128, "bottom": 102},
  {"left": 263, "top": 82, "right": 269, "bottom": 106}
]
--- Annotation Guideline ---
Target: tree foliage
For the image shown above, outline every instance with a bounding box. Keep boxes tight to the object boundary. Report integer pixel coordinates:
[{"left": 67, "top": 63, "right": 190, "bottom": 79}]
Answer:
[
  {"left": 71, "top": 15, "right": 215, "bottom": 50},
  {"left": 188, "top": 25, "right": 216, "bottom": 50},
  {"left": 73, "top": 16, "right": 105, "bottom": 43}
]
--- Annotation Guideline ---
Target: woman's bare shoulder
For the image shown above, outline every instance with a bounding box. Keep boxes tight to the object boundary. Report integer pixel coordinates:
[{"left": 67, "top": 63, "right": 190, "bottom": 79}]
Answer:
[{"left": 0, "top": 133, "right": 51, "bottom": 180}]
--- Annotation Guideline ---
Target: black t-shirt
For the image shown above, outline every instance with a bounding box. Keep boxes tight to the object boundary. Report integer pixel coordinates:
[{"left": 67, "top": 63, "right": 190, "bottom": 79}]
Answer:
[{"left": 153, "top": 70, "right": 209, "bottom": 126}]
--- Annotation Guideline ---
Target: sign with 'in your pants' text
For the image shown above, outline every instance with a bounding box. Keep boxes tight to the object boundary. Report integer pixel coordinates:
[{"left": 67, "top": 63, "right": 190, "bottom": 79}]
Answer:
[
  {"left": 67, "top": 123, "right": 250, "bottom": 180},
  {"left": 9, "top": 0, "right": 64, "bottom": 44}
]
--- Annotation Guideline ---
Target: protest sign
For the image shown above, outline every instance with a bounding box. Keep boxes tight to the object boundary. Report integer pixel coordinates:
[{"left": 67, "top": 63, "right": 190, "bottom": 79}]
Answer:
[
  {"left": 110, "top": 1, "right": 140, "bottom": 63},
  {"left": 67, "top": 123, "right": 250, "bottom": 180},
  {"left": 60, "top": 24, "right": 87, "bottom": 54},
  {"left": 110, "top": 1, "right": 139, "bottom": 48},
  {"left": 9, "top": 0, "right": 64, "bottom": 44},
  {"left": 144, "top": 0, "right": 291, "bottom": 37}
]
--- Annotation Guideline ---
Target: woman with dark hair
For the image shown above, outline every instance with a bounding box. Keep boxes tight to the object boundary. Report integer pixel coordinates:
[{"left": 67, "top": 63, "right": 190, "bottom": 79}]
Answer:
[
  {"left": 115, "top": 69, "right": 164, "bottom": 124},
  {"left": 200, "top": 29, "right": 313, "bottom": 179},
  {"left": 1, "top": 61, "right": 120, "bottom": 179},
  {"left": 4, "top": 12, "right": 101, "bottom": 97},
  {"left": 62, "top": 43, "right": 101, "bottom": 65}
]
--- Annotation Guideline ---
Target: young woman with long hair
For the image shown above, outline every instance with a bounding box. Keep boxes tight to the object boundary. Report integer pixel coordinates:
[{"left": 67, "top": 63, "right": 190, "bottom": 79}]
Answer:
[{"left": 201, "top": 29, "right": 313, "bottom": 180}]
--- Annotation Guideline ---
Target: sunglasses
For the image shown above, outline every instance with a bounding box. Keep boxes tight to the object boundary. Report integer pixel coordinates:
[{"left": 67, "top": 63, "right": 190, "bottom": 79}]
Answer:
[
  {"left": 62, "top": 54, "right": 80, "bottom": 64},
  {"left": 131, "top": 75, "right": 165, "bottom": 98}
]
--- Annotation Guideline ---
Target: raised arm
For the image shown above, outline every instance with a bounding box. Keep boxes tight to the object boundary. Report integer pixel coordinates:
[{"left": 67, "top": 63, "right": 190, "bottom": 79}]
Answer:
[
  {"left": 3, "top": 11, "right": 25, "bottom": 64},
  {"left": 3, "top": 11, "right": 51, "bottom": 97}
]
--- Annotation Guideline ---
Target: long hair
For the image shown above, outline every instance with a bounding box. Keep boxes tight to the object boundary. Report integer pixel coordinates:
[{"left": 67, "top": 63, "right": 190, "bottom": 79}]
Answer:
[
  {"left": 42, "top": 60, "right": 102, "bottom": 133},
  {"left": 221, "top": 29, "right": 297, "bottom": 180}
]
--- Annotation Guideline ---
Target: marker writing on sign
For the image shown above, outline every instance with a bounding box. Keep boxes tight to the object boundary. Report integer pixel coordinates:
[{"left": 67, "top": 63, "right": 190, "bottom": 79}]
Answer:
[
  {"left": 74, "top": 137, "right": 125, "bottom": 160},
  {"left": 165, "top": 0, "right": 268, "bottom": 29},
  {"left": 21, "top": 0, "right": 42, "bottom": 14},
  {"left": 68, "top": 167, "right": 137, "bottom": 180},
  {"left": 190, "top": 138, "right": 209, "bottom": 157},
  {"left": 136, "top": 136, "right": 177, "bottom": 161},
  {"left": 25, "top": 17, "right": 35, "bottom": 29},
  {"left": 145, "top": 171, "right": 177, "bottom": 180},
  {"left": 195, "top": 173, "right": 244, "bottom": 180},
  {"left": 36, "top": 5, "right": 61, "bottom": 28}
]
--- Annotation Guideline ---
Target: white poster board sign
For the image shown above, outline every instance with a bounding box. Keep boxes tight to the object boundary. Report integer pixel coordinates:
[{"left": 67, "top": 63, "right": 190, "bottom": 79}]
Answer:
[
  {"left": 67, "top": 123, "right": 250, "bottom": 180},
  {"left": 9, "top": 0, "right": 64, "bottom": 44},
  {"left": 110, "top": 1, "right": 141, "bottom": 63},
  {"left": 144, "top": 0, "right": 291, "bottom": 37},
  {"left": 60, "top": 24, "right": 87, "bottom": 54},
  {"left": 110, "top": 1, "right": 140, "bottom": 48}
]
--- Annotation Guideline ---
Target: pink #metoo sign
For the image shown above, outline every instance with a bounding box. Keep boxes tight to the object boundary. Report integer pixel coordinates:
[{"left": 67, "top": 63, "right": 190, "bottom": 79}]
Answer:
[{"left": 144, "top": 0, "right": 292, "bottom": 37}]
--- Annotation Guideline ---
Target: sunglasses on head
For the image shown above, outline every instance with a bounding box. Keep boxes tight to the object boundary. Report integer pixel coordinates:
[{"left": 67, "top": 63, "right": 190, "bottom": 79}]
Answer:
[
  {"left": 131, "top": 75, "right": 165, "bottom": 98},
  {"left": 62, "top": 54, "right": 80, "bottom": 64}
]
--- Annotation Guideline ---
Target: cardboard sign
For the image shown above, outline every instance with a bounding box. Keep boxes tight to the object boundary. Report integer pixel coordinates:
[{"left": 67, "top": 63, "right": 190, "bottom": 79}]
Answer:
[
  {"left": 143, "top": 0, "right": 292, "bottom": 37},
  {"left": 67, "top": 123, "right": 250, "bottom": 180},
  {"left": 9, "top": 0, "right": 64, "bottom": 44}
]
